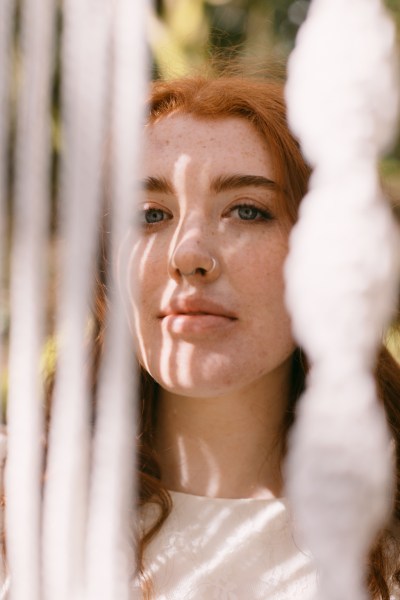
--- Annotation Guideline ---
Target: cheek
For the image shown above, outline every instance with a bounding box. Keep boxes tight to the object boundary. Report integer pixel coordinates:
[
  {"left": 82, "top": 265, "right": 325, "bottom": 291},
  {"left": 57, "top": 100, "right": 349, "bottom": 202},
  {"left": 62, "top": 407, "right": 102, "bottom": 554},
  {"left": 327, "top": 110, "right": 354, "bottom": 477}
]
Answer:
[
  {"left": 126, "top": 233, "right": 167, "bottom": 299},
  {"left": 229, "top": 240, "right": 288, "bottom": 305},
  {"left": 118, "top": 235, "right": 166, "bottom": 363},
  {"left": 125, "top": 230, "right": 294, "bottom": 394},
  {"left": 230, "top": 241, "right": 293, "bottom": 348}
]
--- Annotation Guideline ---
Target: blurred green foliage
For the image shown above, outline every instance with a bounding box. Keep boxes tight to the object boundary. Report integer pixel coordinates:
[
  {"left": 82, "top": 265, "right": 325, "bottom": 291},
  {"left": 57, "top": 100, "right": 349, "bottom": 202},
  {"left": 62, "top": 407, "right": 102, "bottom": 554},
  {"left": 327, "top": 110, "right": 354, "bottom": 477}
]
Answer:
[
  {"left": 40, "top": 335, "right": 58, "bottom": 388},
  {"left": 150, "top": 1, "right": 400, "bottom": 74}
]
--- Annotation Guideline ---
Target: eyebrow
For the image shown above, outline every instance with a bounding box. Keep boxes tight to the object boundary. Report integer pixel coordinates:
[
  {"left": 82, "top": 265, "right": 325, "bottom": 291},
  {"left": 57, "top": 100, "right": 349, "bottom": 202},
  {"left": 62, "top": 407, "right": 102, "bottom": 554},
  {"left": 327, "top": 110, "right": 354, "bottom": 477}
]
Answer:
[
  {"left": 210, "top": 174, "right": 278, "bottom": 193},
  {"left": 141, "top": 176, "right": 174, "bottom": 194},
  {"left": 141, "top": 174, "right": 278, "bottom": 195}
]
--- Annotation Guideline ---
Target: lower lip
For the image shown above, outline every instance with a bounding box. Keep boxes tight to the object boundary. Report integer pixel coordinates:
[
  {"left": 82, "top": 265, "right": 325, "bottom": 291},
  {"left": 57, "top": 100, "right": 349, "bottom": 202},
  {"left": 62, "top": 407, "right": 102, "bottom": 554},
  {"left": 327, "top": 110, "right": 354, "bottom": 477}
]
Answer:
[{"left": 161, "top": 314, "right": 236, "bottom": 336}]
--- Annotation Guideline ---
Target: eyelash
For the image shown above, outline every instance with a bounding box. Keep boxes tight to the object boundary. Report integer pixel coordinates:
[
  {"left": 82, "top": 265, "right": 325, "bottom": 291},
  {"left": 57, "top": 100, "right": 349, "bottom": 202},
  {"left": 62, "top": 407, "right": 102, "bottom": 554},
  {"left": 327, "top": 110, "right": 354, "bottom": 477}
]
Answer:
[
  {"left": 227, "top": 202, "right": 274, "bottom": 222},
  {"left": 140, "top": 207, "right": 171, "bottom": 227},
  {"left": 138, "top": 201, "right": 274, "bottom": 229}
]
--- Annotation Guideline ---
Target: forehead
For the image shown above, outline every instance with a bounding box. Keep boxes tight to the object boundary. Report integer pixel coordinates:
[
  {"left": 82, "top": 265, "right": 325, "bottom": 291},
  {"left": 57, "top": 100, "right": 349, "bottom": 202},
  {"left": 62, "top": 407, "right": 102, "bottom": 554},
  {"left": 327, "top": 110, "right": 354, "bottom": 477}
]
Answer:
[{"left": 142, "top": 113, "right": 274, "bottom": 180}]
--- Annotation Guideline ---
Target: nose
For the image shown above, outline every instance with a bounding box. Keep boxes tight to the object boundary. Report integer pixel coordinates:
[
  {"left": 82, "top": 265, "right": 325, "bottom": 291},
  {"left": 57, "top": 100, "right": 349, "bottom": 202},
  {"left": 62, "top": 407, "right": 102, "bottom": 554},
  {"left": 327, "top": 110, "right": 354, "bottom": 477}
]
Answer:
[{"left": 168, "top": 226, "right": 220, "bottom": 282}]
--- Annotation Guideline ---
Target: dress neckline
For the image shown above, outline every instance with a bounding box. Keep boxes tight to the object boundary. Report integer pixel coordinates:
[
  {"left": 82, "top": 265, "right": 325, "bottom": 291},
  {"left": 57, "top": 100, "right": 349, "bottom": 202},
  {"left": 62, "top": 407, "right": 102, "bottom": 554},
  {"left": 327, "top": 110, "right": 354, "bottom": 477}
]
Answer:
[{"left": 168, "top": 489, "right": 288, "bottom": 504}]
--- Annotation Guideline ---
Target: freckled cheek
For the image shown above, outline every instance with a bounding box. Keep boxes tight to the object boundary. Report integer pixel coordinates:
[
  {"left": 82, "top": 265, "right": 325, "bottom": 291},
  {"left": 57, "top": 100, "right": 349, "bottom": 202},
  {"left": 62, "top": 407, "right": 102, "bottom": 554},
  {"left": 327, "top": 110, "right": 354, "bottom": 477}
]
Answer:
[
  {"left": 229, "top": 250, "right": 287, "bottom": 299},
  {"left": 128, "top": 237, "right": 167, "bottom": 290},
  {"left": 129, "top": 252, "right": 168, "bottom": 340},
  {"left": 131, "top": 276, "right": 161, "bottom": 327},
  {"left": 129, "top": 289, "right": 160, "bottom": 367}
]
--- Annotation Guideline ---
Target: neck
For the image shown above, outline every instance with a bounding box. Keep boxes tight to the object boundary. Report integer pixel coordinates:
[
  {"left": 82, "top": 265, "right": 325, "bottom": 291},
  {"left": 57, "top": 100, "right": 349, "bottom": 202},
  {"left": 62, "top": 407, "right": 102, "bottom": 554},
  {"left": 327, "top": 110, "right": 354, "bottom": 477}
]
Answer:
[{"left": 154, "top": 360, "right": 292, "bottom": 500}]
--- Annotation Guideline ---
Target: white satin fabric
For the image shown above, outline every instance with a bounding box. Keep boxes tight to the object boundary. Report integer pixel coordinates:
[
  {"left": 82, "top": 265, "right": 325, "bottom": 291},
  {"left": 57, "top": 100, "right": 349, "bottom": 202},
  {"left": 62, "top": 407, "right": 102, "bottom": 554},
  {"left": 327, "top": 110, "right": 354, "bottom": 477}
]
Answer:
[{"left": 141, "top": 491, "right": 317, "bottom": 600}]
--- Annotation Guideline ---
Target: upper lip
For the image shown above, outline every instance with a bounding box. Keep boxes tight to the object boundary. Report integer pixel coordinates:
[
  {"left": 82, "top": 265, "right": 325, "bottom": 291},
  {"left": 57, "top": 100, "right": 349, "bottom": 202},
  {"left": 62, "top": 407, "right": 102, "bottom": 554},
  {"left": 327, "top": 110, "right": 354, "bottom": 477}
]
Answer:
[{"left": 159, "top": 297, "right": 238, "bottom": 319}]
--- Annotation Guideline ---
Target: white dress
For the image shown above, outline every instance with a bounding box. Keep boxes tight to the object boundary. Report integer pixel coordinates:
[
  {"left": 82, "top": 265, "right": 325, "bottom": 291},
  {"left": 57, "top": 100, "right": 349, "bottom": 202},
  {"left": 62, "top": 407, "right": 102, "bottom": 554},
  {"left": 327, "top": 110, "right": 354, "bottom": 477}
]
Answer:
[{"left": 141, "top": 491, "right": 318, "bottom": 600}]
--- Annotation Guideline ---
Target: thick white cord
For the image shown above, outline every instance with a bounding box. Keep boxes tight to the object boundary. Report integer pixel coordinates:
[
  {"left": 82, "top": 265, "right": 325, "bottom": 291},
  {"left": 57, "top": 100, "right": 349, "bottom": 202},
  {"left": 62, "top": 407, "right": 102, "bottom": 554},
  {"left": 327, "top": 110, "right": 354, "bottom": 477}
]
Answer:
[
  {"left": 284, "top": 1, "right": 400, "bottom": 599},
  {"left": 84, "top": 2, "right": 149, "bottom": 599},
  {"left": 41, "top": 2, "right": 113, "bottom": 600},
  {"left": 5, "top": 0, "right": 55, "bottom": 598}
]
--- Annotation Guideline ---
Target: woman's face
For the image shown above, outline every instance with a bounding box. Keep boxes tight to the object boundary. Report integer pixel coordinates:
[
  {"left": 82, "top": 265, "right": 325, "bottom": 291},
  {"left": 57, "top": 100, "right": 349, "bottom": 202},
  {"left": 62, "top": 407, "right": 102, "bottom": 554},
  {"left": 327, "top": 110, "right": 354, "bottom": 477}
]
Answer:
[{"left": 127, "top": 114, "right": 295, "bottom": 397}]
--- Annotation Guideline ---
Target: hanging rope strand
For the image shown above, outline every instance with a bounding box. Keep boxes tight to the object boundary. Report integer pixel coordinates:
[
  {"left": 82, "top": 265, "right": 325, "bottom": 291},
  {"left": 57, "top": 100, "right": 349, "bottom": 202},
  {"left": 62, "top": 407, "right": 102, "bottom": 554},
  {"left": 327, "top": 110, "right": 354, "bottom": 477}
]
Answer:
[
  {"left": 41, "top": 2, "right": 113, "bottom": 599},
  {"left": 5, "top": 0, "right": 56, "bottom": 597},
  {"left": 285, "top": 1, "right": 400, "bottom": 599},
  {"left": 85, "top": 1, "right": 149, "bottom": 598}
]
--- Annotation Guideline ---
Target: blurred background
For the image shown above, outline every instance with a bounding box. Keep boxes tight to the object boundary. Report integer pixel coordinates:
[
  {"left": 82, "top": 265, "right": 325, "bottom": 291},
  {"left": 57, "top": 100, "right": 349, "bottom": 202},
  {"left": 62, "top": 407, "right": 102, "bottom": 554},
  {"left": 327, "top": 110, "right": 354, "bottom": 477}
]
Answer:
[
  {"left": 1, "top": 0, "right": 400, "bottom": 409},
  {"left": 148, "top": 0, "right": 400, "bottom": 202}
]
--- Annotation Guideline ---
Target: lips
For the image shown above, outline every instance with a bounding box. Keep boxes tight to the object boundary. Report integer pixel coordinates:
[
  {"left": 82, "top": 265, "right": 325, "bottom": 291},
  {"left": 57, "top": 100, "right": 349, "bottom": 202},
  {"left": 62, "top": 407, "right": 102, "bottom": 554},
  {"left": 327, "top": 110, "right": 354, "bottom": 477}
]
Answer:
[
  {"left": 159, "top": 297, "right": 237, "bottom": 320},
  {"left": 159, "top": 297, "right": 237, "bottom": 336}
]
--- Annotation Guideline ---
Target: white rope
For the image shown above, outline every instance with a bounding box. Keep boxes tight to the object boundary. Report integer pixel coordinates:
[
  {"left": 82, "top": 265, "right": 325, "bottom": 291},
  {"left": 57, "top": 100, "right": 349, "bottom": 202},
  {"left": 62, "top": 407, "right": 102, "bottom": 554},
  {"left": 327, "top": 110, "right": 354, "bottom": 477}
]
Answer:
[
  {"left": 284, "top": 1, "right": 400, "bottom": 599},
  {"left": 5, "top": 0, "right": 55, "bottom": 597},
  {"left": 84, "top": 1, "right": 149, "bottom": 598},
  {"left": 41, "top": 2, "right": 113, "bottom": 599}
]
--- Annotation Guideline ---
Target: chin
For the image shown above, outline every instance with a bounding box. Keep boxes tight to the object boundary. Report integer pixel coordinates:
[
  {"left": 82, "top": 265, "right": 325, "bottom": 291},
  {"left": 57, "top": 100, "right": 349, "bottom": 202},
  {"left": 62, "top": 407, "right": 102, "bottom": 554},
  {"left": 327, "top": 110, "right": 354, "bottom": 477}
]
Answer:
[
  {"left": 148, "top": 364, "right": 271, "bottom": 399},
  {"left": 141, "top": 344, "right": 295, "bottom": 399},
  {"left": 157, "top": 381, "right": 234, "bottom": 399}
]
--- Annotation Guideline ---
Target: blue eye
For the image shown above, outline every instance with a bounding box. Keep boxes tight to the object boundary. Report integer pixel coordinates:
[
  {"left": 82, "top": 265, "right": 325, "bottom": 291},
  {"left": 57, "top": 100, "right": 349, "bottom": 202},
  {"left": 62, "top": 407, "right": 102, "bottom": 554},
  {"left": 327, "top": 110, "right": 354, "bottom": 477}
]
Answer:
[
  {"left": 144, "top": 208, "right": 166, "bottom": 223},
  {"left": 232, "top": 204, "right": 274, "bottom": 221},
  {"left": 138, "top": 207, "right": 172, "bottom": 227},
  {"left": 237, "top": 206, "right": 259, "bottom": 220}
]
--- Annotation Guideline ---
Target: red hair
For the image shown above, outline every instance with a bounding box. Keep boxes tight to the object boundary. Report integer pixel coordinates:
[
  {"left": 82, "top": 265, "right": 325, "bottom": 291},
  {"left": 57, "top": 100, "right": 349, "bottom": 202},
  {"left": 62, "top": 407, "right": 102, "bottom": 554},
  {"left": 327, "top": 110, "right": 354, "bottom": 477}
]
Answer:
[
  {"left": 94, "top": 76, "right": 400, "bottom": 599},
  {"left": 148, "top": 77, "right": 309, "bottom": 225}
]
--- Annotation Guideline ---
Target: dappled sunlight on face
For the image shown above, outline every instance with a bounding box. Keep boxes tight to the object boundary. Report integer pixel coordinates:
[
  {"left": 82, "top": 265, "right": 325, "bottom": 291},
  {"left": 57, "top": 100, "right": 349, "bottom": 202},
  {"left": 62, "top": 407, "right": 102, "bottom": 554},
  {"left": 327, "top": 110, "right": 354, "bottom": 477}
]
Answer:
[
  {"left": 172, "top": 153, "right": 191, "bottom": 203},
  {"left": 126, "top": 114, "right": 295, "bottom": 398}
]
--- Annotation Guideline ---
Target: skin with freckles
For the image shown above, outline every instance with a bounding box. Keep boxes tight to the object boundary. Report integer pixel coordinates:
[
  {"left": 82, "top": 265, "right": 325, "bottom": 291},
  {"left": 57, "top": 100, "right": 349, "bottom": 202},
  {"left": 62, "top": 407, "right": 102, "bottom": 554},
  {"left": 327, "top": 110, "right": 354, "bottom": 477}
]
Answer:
[{"left": 126, "top": 114, "right": 296, "bottom": 499}]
